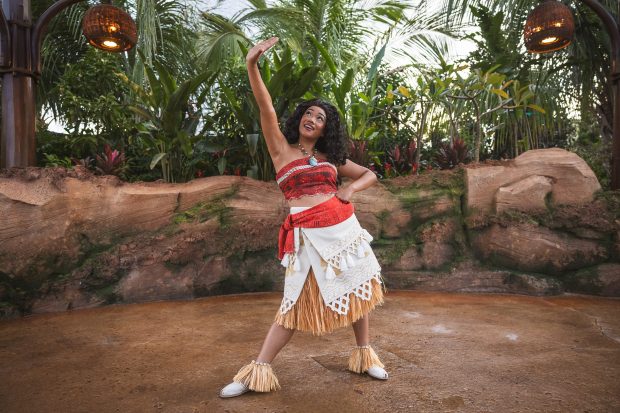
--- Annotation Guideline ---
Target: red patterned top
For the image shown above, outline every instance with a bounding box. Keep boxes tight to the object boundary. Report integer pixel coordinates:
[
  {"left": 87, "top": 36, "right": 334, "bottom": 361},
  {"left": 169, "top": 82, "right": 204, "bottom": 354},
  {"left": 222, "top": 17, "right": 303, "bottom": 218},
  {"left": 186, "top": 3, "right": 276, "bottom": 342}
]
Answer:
[{"left": 276, "top": 157, "right": 338, "bottom": 201}]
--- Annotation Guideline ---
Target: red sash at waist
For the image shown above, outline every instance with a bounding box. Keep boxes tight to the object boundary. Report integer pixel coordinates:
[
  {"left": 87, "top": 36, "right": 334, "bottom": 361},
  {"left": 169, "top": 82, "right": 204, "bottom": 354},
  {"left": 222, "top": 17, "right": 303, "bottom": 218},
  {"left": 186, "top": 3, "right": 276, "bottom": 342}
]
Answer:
[{"left": 278, "top": 196, "right": 354, "bottom": 260}]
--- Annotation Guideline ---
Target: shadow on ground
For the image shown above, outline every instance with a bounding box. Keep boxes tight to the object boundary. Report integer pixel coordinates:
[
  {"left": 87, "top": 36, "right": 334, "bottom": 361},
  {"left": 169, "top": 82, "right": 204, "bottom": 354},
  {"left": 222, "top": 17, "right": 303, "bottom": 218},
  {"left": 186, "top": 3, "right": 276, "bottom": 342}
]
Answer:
[{"left": 1, "top": 291, "right": 619, "bottom": 413}]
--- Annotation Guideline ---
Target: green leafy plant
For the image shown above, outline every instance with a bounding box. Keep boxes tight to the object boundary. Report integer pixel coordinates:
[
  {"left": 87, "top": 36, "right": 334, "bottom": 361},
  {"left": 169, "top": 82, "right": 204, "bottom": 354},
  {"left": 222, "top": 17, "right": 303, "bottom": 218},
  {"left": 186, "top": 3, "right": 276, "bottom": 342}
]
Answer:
[
  {"left": 118, "top": 56, "right": 217, "bottom": 182},
  {"left": 393, "top": 72, "right": 450, "bottom": 169},
  {"left": 43, "top": 153, "right": 73, "bottom": 168},
  {"left": 448, "top": 66, "right": 545, "bottom": 162}
]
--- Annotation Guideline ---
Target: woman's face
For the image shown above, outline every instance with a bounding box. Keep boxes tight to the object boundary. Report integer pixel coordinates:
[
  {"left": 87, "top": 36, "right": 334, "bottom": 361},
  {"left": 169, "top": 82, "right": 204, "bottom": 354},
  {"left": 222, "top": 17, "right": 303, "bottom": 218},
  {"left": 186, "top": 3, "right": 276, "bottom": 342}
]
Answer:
[{"left": 298, "top": 105, "right": 327, "bottom": 141}]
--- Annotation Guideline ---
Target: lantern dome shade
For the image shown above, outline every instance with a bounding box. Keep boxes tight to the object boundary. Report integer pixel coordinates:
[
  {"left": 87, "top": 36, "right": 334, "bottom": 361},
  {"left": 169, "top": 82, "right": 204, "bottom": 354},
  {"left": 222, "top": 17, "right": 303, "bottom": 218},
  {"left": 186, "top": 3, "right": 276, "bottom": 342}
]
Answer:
[
  {"left": 524, "top": 0, "right": 575, "bottom": 53},
  {"left": 82, "top": 4, "right": 137, "bottom": 52}
]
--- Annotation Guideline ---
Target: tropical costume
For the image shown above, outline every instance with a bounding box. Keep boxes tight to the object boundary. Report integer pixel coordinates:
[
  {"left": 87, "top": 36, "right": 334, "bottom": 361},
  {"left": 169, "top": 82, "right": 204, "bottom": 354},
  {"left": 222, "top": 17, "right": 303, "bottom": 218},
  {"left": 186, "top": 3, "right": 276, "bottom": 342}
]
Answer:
[{"left": 228, "top": 157, "right": 386, "bottom": 393}]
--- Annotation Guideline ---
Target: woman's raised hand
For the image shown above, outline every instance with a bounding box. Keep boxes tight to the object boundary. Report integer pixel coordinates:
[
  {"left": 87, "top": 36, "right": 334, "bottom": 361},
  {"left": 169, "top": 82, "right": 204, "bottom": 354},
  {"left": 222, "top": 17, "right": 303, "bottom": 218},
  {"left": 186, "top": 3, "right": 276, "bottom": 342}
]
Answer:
[
  {"left": 245, "top": 36, "right": 284, "bottom": 155},
  {"left": 246, "top": 37, "right": 279, "bottom": 66}
]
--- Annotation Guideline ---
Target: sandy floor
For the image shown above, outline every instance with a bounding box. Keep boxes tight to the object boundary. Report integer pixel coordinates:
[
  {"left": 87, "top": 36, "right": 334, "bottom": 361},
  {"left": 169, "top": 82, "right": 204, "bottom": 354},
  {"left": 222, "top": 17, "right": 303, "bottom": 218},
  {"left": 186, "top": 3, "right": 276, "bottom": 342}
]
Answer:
[{"left": 1, "top": 291, "right": 619, "bottom": 413}]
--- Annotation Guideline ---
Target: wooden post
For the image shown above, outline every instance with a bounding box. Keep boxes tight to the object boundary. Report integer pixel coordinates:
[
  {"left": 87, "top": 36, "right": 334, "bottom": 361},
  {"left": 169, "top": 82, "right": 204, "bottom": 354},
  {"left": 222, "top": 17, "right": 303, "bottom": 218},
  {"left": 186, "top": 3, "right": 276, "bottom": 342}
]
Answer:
[
  {"left": 0, "top": 0, "right": 85, "bottom": 168},
  {"left": 1, "top": 0, "right": 35, "bottom": 168}
]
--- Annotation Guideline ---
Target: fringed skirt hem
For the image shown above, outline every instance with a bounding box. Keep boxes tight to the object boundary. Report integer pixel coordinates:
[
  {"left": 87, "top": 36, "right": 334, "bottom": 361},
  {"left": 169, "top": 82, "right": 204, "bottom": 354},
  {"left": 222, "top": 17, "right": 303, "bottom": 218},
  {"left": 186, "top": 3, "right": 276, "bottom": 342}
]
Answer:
[
  {"left": 232, "top": 360, "right": 281, "bottom": 392},
  {"left": 348, "top": 345, "right": 385, "bottom": 373},
  {"left": 274, "top": 269, "right": 385, "bottom": 336}
]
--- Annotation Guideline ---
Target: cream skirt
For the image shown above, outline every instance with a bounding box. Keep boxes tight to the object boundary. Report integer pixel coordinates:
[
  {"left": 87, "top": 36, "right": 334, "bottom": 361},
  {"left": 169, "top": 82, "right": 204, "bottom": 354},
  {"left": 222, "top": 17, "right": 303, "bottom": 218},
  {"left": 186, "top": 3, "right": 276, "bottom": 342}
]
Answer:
[{"left": 274, "top": 205, "right": 386, "bottom": 336}]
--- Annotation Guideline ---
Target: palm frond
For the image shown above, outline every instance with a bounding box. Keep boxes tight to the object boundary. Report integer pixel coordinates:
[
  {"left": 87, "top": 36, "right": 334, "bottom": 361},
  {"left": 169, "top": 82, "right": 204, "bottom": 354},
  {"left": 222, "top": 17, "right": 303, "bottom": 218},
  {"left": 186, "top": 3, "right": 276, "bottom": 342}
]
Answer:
[{"left": 196, "top": 12, "right": 250, "bottom": 72}]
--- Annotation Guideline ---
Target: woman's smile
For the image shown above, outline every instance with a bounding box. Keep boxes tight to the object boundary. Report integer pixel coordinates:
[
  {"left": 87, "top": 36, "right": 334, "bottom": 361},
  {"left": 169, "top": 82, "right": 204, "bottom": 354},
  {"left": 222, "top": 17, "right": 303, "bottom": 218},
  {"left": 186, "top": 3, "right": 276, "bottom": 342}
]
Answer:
[{"left": 299, "top": 106, "right": 326, "bottom": 138}]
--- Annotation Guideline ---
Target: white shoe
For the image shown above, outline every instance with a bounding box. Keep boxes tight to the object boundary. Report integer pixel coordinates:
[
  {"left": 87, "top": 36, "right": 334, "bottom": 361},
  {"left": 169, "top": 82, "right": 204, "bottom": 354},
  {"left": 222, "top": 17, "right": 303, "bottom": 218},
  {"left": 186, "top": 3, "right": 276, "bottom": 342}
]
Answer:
[
  {"left": 366, "top": 365, "right": 389, "bottom": 380},
  {"left": 219, "top": 381, "right": 250, "bottom": 398}
]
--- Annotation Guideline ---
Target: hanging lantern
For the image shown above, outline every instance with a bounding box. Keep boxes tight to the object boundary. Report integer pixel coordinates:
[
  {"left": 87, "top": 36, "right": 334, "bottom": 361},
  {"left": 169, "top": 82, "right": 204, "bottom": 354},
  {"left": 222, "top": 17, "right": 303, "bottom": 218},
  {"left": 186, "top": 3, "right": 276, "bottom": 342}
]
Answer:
[
  {"left": 82, "top": 3, "right": 137, "bottom": 52},
  {"left": 524, "top": 0, "right": 575, "bottom": 53}
]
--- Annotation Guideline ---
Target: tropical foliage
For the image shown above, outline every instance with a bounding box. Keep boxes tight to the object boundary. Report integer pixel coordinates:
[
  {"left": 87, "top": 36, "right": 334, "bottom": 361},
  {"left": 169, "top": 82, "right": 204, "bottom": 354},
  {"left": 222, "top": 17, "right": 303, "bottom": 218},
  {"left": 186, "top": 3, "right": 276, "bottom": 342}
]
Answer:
[
  {"left": 29, "top": 0, "right": 615, "bottom": 187},
  {"left": 118, "top": 60, "right": 216, "bottom": 183}
]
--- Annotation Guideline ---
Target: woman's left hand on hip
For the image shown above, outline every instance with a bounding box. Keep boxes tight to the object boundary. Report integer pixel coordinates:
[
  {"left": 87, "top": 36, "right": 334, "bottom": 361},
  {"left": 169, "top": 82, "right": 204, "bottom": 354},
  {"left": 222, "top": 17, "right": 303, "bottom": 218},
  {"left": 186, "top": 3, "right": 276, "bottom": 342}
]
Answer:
[{"left": 335, "top": 186, "right": 355, "bottom": 202}]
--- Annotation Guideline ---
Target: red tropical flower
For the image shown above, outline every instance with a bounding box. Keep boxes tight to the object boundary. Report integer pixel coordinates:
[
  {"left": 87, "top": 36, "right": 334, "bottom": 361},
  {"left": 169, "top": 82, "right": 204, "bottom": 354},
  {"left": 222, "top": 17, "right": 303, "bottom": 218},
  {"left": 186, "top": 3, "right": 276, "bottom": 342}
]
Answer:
[{"left": 95, "top": 144, "right": 126, "bottom": 176}]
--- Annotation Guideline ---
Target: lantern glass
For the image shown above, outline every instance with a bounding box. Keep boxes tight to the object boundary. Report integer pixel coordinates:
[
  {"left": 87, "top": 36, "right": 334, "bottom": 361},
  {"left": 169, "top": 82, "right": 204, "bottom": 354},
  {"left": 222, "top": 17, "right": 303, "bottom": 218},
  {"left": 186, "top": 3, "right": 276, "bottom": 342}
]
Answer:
[
  {"left": 524, "top": 0, "right": 575, "bottom": 54},
  {"left": 82, "top": 4, "right": 137, "bottom": 52}
]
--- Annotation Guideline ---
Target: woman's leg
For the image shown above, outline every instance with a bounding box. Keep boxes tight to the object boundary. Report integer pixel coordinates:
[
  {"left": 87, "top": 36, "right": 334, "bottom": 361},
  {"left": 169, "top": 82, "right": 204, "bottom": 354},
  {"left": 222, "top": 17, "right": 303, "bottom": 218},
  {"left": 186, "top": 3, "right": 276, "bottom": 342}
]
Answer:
[
  {"left": 349, "top": 312, "right": 387, "bottom": 378},
  {"left": 255, "top": 322, "right": 296, "bottom": 363},
  {"left": 352, "top": 313, "right": 370, "bottom": 346},
  {"left": 221, "top": 323, "right": 294, "bottom": 396}
]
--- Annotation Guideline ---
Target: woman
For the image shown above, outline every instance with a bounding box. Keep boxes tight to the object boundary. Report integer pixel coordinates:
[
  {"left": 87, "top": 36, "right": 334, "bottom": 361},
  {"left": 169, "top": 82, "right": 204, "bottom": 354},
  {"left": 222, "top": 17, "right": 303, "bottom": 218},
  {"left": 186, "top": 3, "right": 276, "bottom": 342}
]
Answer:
[{"left": 219, "top": 37, "right": 388, "bottom": 398}]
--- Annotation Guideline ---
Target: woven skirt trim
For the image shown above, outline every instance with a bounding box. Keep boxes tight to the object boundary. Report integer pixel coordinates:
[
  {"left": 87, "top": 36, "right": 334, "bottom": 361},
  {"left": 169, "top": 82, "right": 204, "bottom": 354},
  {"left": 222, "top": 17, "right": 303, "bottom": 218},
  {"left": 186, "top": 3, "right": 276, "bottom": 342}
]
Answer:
[
  {"left": 232, "top": 360, "right": 281, "bottom": 392},
  {"left": 274, "top": 268, "right": 385, "bottom": 336}
]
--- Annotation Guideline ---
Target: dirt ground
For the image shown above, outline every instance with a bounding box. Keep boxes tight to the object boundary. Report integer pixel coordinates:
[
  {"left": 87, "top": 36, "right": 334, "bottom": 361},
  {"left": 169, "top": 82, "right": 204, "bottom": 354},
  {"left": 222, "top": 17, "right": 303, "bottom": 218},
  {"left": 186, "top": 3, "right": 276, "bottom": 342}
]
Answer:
[{"left": 1, "top": 290, "right": 619, "bottom": 413}]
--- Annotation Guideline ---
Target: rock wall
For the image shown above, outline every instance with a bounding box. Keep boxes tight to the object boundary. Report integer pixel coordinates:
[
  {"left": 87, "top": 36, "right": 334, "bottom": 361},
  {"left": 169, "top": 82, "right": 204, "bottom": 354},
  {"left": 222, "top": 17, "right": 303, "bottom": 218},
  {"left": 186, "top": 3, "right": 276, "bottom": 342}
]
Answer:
[
  {"left": 465, "top": 148, "right": 601, "bottom": 215},
  {"left": 0, "top": 149, "right": 618, "bottom": 317}
]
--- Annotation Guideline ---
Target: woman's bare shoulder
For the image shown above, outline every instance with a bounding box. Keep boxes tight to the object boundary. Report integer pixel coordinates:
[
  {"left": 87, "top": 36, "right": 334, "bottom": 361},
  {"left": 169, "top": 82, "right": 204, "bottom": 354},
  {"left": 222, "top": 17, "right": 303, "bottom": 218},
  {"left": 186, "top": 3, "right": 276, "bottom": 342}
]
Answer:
[{"left": 274, "top": 144, "right": 305, "bottom": 173}]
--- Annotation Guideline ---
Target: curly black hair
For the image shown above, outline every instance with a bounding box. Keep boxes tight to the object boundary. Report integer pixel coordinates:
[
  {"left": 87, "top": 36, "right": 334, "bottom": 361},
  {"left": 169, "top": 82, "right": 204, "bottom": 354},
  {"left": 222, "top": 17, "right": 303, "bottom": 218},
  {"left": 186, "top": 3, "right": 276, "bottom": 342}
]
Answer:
[{"left": 283, "top": 99, "right": 349, "bottom": 167}]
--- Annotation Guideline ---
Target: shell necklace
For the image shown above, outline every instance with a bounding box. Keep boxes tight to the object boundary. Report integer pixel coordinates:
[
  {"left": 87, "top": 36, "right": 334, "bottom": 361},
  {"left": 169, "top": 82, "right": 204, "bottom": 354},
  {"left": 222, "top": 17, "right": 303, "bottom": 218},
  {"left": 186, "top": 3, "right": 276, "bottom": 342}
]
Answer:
[{"left": 298, "top": 142, "right": 318, "bottom": 166}]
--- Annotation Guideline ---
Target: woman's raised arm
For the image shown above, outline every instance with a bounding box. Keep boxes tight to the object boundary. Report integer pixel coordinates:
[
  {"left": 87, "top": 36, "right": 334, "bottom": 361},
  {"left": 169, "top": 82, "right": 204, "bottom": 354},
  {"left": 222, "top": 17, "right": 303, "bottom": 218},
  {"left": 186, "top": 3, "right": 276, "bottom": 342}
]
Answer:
[{"left": 246, "top": 37, "right": 288, "bottom": 160}]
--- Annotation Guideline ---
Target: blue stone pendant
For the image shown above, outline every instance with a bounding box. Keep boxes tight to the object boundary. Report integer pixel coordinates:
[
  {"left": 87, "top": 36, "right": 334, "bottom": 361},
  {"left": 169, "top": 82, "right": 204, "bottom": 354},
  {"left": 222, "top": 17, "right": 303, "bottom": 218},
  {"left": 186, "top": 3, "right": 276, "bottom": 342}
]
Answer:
[{"left": 308, "top": 156, "right": 318, "bottom": 166}]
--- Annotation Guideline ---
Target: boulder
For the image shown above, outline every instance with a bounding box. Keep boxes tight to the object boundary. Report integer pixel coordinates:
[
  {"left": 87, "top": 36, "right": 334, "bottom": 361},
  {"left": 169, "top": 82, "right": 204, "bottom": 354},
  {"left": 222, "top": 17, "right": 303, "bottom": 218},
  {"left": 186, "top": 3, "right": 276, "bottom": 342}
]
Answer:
[
  {"left": 495, "top": 175, "right": 553, "bottom": 214},
  {"left": 598, "top": 264, "right": 620, "bottom": 295},
  {"left": 117, "top": 262, "right": 195, "bottom": 303},
  {"left": 0, "top": 174, "right": 286, "bottom": 281},
  {"left": 342, "top": 177, "right": 406, "bottom": 238},
  {"left": 1, "top": 158, "right": 617, "bottom": 316},
  {"left": 564, "top": 263, "right": 620, "bottom": 296},
  {"left": 420, "top": 242, "right": 455, "bottom": 269},
  {"left": 384, "top": 261, "right": 563, "bottom": 296},
  {"left": 466, "top": 148, "right": 600, "bottom": 215},
  {"left": 0, "top": 169, "right": 403, "bottom": 314},
  {"left": 385, "top": 244, "right": 455, "bottom": 272},
  {"left": 30, "top": 279, "right": 105, "bottom": 314},
  {"left": 470, "top": 223, "right": 608, "bottom": 275},
  {"left": 379, "top": 218, "right": 460, "bottom": 271},
  {"left": 406, "top": 188, "right": 459, "bottom": 221},
  {"left": 193, "top": 256, "right": 232, "bottom": 295}
]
